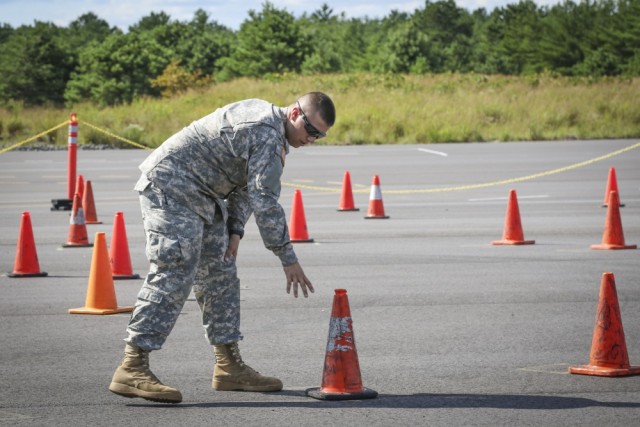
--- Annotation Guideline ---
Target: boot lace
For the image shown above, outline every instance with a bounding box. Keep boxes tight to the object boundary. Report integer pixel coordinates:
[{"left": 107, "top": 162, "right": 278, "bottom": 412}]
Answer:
[
  {"left": 229, "top": 343, "right": 262, "bottom": 375},
  {"left": 229, "top": 343, "right": 247, "bottom": 368},
  {"left": 126, "top": 350, "right": 162, "bottom": 384}
]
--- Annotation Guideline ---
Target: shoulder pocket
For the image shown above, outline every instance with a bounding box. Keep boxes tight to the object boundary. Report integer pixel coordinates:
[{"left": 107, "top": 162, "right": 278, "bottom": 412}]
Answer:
[{"left": 257, "top": 151, "right": 283, "bottom": 197}]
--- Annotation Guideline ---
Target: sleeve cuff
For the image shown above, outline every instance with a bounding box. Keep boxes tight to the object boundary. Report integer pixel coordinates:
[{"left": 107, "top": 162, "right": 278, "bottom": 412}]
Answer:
[
  {"left": 227, "top": 226, "right": 244, "bottom": 239},
  {"left": 274, "top": 243, "right": 298, "bottom": 266}
]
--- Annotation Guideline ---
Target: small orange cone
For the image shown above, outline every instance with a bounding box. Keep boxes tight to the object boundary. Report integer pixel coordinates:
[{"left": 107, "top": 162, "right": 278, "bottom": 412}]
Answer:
[
  {"left": 8, "top": 212, "right": 48, "bottom": 278},
  {"left": 591, "top": 191, "right": 636, "bottom": 250},
  {"left": 364, "top": 175, "right": 389, "bottom": 219},
  {"left": 602, "top": 167, "right": 625, "bottom": 208},
  {"left": 337, "top": 171, "right": 359, "bottom": 212},
  {"left": 83, "top": 180, "right": 102, "bottom": 224},
  {"left": 69, "top": 232, "right": 134, "bottom": 315},
  {"left": 569, "top": 272, "right": 640, "bottom": 377},
  {"left": 307, "top": 289, "right": 377, "bottom": 400},
  {"left": 491, "top": 189, "right": 535, "bottom": 245},
  {"left": 62, "top": 193, "right": 93, "bottom": 248},
  {"left": 110, "top": 212, "right": 140, "bottom": 280},
  {"left": 289, "top": 189, "right": 314, "bottom": 243},
  {"left": 75, "top": 174, "right": 84, "bottom": 201}
]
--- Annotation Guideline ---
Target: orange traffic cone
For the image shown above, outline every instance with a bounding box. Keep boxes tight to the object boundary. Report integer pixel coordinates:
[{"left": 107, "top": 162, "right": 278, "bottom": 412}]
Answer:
[
  {"left": 75, "top": 174, "right": 84, "bottom": 201},
  {"left": 8, "top": 212, "right": 48, "bottom": 278},
  {"left": 591, "top": 191, "right": 636, "bottom": 250},
  {"left": 69, "top": 232, "right": 134, "bottom": 315},
  {"left": 83, "top": 180, "right": 102, "bottom": 224},
  {"left": 306, "top": 289, "right": 377, "bottom": 400},
  {"left": 364, "top": 175, "right": 389, "bottom": 219},
  {"left": 569, "top": 272, "right": 640, "bottom": 377},
  {"left": 337, "top": 171, "right": 359, "bottom": 212},
  {"left": 110, "top": 212, "right": 140, "bottom": 280},
  {"left": 289, "top": 189, "right": 314, "bottom": 243},
  {"left": 62, "top": 193, "right": 93, "bottom": 247},
  {"left": 602, "top": 167, "right": 625, "bottom": 208},
  {"left": 491, "top": 189, "right": 535, "bottom": 245}
]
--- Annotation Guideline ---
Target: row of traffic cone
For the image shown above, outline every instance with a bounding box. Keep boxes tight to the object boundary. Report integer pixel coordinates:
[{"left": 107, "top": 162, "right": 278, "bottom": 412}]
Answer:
[
  {"left": 491, "top": 166, "right": 631, "bottom": 246},
  {"left": 291, "top": 167, "right": 635, "bottom": 250},
  {"left": 63, "top": 175, "right": 141, "bottom": 275},
  {"left": 337, "top": 167, "right": 625, "bottom": 218},
  {"left": 9, "top": 212, "right": 137, "bottom": 315},
  {"left": 63, "top": 174, "right": 101, "bottom": 247},
  {"left": 289, "top": 173, "right": 389, "bottom": 242},
  {"left": 492, "top": 188, "right": 635, "bottom": 249},
  {"left": 72, "top": 174, "right": 102, "bottom": 225},
  {"left": 9, "top": 209, "right": 140, "bottom": 278},
  {"left": 307, "top": 273, "right": 640, "bottom": 394},
  {"left": 8, "top": 175, "right": 139, "bottom": 316},
  {"left": 307, "top": 276, "right": 640, "bottom": 396},
  {"left": 338, "top": 172, "right": 389, "bottom": 219}
]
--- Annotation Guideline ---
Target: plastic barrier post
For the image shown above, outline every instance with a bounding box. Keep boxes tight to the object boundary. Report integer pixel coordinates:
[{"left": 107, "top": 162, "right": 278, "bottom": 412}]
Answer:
[{"left": 51, "top": 112, "right": 77, "bottom": 211}]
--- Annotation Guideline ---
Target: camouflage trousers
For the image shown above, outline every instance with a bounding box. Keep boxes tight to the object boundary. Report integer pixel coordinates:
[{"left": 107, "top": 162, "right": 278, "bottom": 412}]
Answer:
[{"left": 125, "top": 183, "right": 243, "bottom": 351}]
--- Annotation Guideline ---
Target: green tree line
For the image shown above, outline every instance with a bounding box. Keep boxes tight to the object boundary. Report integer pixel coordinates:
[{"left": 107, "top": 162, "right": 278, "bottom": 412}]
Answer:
[{"left": 1, "top": 0, "right": 639, "bottom": 107}]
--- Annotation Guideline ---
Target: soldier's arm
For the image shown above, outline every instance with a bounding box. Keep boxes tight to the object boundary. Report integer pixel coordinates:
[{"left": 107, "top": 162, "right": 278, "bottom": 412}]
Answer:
[
  {"left": 246, "top": 127, "right": 297, "bottom": 267},
  {"left": 226, "top": 187, "right": 252, "bottom": 239}
]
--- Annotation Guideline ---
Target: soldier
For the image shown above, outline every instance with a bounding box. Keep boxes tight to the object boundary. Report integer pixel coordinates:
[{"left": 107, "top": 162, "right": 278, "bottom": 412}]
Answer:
[{"left": 109, "top": 92, "right": 335, "bottom": 403}]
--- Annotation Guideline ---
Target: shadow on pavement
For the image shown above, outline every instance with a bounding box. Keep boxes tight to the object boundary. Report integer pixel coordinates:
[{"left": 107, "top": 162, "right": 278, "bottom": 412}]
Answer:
[{"left": 127, "top": 391, "right": 640, "bottom": 410}]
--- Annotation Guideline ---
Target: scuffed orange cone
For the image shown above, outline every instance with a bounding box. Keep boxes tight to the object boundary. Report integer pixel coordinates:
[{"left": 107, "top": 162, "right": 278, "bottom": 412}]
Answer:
[
  {"left": 491, "top": 189, "right": 535, "bottom": 245},
  {"left": 83, "top": 180, "right": 102, "bottom": 224},
  {"left": 591, "top": 191, "right": 636, "bottom": 250},
  {"left": 602, "top": 167, "right": 625, "bottom": 208},
  {"left": 364, "top": 175, "right": 389, "bottom": 219},
  {"left": 289, "top": 189, "right": 314, "bottom": 243},
  {"left": 8, "top": 212, "right": 48, "bottom": 278},
  {"left": 62, "top": 193, "right": 93, "bottom": 248},
  {"left": 337, "top": 171, "right": 359, "bottom": 212},
  {"left": 110, "top": 212, "right": 140, "bottom": 280},
  {"left": 69, "top": 232, "right": 134, "bottom": 315},
  {"left": 307, "top": 289, "right": 377, "bottom": 401},
  {"left": 569, "top": 272, "right": 640, "bottom": 377}
]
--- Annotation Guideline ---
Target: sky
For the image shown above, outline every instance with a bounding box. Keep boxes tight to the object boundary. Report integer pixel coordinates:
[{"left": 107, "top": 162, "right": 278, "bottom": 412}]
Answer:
[{"left": 1, "top": 0, "right": 563, "bottom": 31}]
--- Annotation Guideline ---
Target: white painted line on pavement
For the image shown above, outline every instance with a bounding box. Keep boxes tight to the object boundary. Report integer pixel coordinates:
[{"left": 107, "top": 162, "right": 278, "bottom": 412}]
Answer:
[{"left": 418, "top": 148, "right": 448, "bottom": 157}]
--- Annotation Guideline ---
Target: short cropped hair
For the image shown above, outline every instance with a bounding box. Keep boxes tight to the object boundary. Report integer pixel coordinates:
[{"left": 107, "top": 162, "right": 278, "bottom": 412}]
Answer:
[{"left": 298, "top": 92, "right": 336, "bottom": 127}]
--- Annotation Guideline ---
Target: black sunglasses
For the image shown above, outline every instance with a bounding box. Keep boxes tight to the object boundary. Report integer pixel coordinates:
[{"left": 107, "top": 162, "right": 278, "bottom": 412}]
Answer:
[{"left": 297, "top": 102, "right": 326, "bottom": 139}]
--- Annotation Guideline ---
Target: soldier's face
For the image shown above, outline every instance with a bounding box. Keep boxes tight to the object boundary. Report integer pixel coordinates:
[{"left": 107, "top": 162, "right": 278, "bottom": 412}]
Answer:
[{"left": 287, "top": 105, "right": 330, "bottom": 148}]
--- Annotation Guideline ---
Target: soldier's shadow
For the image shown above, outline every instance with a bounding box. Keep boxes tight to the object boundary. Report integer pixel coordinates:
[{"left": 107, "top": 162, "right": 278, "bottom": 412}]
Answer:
[{"left": 130, "top": 390, "right": 640, "bottom": 409}]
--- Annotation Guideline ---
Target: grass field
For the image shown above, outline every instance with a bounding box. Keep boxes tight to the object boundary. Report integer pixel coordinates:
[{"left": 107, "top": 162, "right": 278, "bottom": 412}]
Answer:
[{"left": 1, "top": 73, "right": 639, "bottom": 149}]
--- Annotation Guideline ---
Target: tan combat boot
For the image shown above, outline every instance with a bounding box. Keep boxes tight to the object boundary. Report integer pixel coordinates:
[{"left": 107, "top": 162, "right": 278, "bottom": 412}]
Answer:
[
  {"left": 212, "top": 343, "right": 283, "bottom": 392},
  {"left": 109, "top": 344, "right": 182, "bottom": 403}
]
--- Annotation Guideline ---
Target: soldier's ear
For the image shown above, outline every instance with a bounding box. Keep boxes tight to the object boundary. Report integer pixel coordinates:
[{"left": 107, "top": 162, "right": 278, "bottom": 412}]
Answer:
[{"left": 290, "top": 105, "right": 301, "bottom": 121}]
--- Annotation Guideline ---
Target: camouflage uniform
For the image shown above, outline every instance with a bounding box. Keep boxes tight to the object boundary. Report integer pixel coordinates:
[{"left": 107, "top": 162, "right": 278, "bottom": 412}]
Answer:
[{"left": 126, "top": 99, "right": 298, "bottom": 351}]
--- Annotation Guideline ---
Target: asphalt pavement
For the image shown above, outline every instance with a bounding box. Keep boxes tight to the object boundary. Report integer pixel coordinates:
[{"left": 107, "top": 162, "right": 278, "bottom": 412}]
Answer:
[{"left": 1, "top": 139, "right": 639, "bottom": 426}]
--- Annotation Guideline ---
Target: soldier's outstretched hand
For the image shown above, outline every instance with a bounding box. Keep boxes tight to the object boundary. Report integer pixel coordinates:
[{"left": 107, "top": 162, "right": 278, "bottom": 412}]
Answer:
[{"left": 283, "top": 262, "right": 314, "bottom": 298}]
